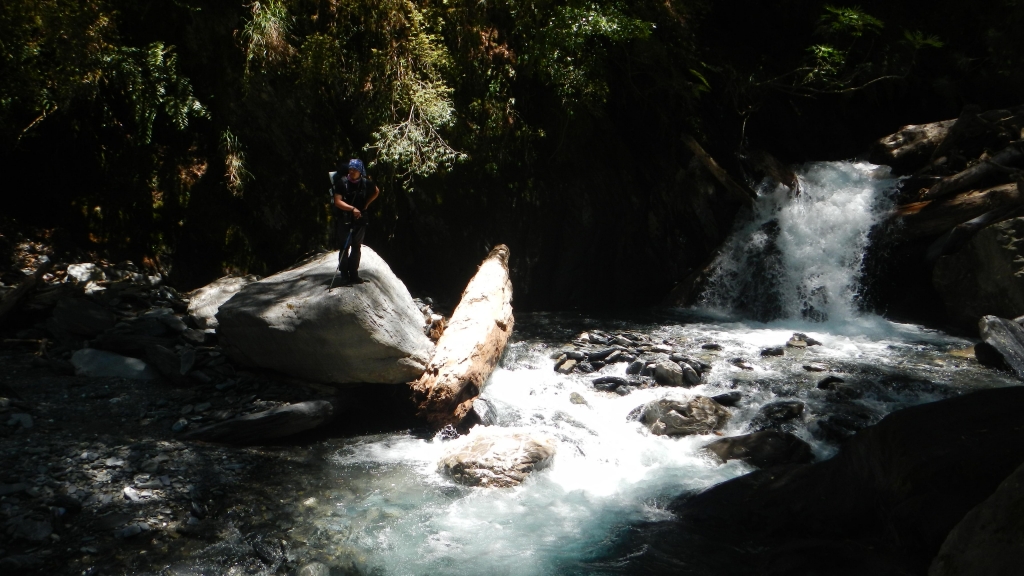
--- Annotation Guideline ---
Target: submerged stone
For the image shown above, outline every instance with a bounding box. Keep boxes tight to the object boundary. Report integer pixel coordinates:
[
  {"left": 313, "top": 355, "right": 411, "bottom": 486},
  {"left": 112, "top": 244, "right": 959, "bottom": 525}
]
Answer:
[{"left": 438, "top": 428, "right": 556, "bottom": 488}]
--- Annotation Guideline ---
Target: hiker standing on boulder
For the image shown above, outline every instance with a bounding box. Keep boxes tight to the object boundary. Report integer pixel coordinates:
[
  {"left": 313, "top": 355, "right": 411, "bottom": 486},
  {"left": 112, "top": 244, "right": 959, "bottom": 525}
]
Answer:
[{"left": 332, "top": 159, "right": 379, "bottom": 284}]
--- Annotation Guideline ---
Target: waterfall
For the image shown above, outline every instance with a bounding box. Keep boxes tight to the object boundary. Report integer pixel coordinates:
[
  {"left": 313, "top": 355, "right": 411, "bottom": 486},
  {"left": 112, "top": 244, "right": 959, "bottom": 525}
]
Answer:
[{"left": 697, "top": 161, "right": 900, "bottom": 324}]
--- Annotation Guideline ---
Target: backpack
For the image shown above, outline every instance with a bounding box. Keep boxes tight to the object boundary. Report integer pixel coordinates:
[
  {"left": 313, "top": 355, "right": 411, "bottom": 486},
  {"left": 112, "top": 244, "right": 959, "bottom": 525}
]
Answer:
[{"left": 328, "top": 171, "right": 370, "bottom": 224}]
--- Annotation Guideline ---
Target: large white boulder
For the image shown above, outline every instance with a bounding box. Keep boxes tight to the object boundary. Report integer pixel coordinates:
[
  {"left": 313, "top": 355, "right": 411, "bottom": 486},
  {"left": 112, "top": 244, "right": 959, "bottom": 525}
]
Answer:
[
  {"left": 216, "top": 248, "right": 433, "bottom": 384},
  {"left": 438, "top": 427, "right": 556, "bottom": 487},
  {"left": 187, "top": 274, "right": 259, "bottom": 329}
]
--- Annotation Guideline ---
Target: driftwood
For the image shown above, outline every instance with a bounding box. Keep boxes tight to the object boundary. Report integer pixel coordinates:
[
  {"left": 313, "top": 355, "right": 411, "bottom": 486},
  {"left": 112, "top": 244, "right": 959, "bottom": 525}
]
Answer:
[
  {"left": 181, "top": 400, "right": 335, "bottom": 444},
  {"left": 922, "top": 144, "right": 1024, "bottom": 200},
  {"left": 0, "top": 256, "right": 52, "bottom": 327},
  {"left": 411, "top": 245, "right": 514, "bottom": 431},
  {"left": 681, "top": 134, "right": 758, "bottom": 205},
  {"left": 891, "top": 183, "right": 1022, "bottom": 240}
]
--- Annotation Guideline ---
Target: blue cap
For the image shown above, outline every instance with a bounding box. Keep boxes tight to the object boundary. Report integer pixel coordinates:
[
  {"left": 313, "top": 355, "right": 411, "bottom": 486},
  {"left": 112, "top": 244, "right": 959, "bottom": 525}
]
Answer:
[{"left": 348, "top": 159, "right": 365, "bottom": 176}]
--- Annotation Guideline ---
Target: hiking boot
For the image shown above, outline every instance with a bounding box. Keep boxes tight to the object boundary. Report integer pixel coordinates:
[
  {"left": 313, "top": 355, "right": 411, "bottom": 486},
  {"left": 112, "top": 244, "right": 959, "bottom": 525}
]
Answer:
[{"left": 349, "top": 275, "right": 365, "bottom": 284}]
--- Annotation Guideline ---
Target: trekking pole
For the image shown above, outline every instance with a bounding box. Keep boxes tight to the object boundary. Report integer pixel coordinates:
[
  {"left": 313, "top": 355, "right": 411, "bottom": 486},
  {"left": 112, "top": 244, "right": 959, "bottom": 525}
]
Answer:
[{"left": 328, "top": 229, "right": 354, "bottom": 291}]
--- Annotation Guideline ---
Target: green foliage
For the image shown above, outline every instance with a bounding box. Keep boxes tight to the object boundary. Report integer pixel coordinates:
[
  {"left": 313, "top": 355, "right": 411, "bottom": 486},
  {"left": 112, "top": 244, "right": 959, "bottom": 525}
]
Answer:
[
  {"left": 528, "top": 2, "right": 654, "bottom": 109},
  {"left": 101, "top": 43, "right": 207, "bottom": 144},
  {"left": 820, "top": 5, "right": 883, "bottom": 38},
  {"left": 241, "top": 0, "right": 294, "bottom": 78}
]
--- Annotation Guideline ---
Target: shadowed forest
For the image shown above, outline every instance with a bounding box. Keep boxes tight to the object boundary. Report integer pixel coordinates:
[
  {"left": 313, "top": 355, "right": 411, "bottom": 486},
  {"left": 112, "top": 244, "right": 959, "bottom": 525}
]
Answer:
[{"left": 3, "top": 0, "right": 1022, "bottom": 308}]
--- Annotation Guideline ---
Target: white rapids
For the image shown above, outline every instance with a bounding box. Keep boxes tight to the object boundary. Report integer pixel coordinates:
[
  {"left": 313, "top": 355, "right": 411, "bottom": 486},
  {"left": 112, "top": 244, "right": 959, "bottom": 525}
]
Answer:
[{"left": 174, "top": 161, "right": 1019, "bottom": 575}]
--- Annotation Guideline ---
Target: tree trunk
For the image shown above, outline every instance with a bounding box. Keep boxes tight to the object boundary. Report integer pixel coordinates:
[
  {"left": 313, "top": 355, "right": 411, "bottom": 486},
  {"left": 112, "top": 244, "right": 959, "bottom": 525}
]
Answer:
[
  {"left": 410, "top": 245, "right": 514, "bottom": 431},
  {"left": 922, "top": 144, "right": 1024, "bottom": 200},
  {"left": 891, "top": 183, "right": 1022, "bottom": 240}
]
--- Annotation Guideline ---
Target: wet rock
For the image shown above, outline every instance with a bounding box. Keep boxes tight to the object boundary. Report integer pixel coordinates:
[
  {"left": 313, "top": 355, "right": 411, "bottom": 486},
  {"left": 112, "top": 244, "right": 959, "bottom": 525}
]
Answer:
[
  {"left": 576, "top": 361, "right": 596, "bottom": 374},
  {"left": 814, "top": 412, "right": 871, "bottom": 443},
  {"left": 438, "top": 428, "right": 556, "bottom": 487},
  {"left": 70, "top": 349, "right": 160, "bottom": 380},
  {"left": 466, "top": 398, "right": 499, "bottom": 427},
  {"left": 593, "top": 376, "right": 628, "bottom": 391},
  {"left": 181, "top": 400, "right": 335, "bottom": 444},
  {"left": 702, "top": 343, "right": 723, "bottom": 351},
  {"left": 750, "top": 401, "right": 804, "bottom": 431},
  {"left": 704, "top": 430, "right": 814, "bottom": 469},
  {"left": 217, "top": 250, "right": 433, "bottom": 384},
  {"left": 653, "top": 362, "right": 685, "bottom": 387},
  {"left": 641, "top": 396, "right": 731, "bottom": 436},
  {"left": 803, "top": 363, "right": 827, "bottom": 372},
  {"left": 569, "top": 392, "right": 587, "bottom": 405},
  {"left": 564, "top": 350, "right": 587, "bottom": 361},
  {"left": 711, "top": 391, "right": 742, "bottom": 407},
  {"left": 677, "top": 361, "right": 702, "bottom": 385},
  {"left": 978, "top": 315, "right": 1024, "bottom": 379},
  {"left": 730, "top": 358, "right": 754, "bottom": 370},
  {"left": 556, "top": 358, "right": 577, "bottom": 374},
  {"left": 615, "top": 385, "right": 635, "bottom": 396},
  {"left": 817, "top": 375, "right": 846, "bottom": 389},
  {"left": 186, "top": 274, "right": 258, "bottom": 329},
  {"left": 794, "top": 333, "right": 822, "bottom": 346},
  {"left": 760, "top": 347, "right": 785, "bottom": 357},
  {"left": 626, "top": 360, "right": 645, "bottom": 375},
  {"left": 298, "top": 562, "right": 331, "bottom": 576},
  {"left": 171, "top": 419, "right": 189, "bottom": 433}
]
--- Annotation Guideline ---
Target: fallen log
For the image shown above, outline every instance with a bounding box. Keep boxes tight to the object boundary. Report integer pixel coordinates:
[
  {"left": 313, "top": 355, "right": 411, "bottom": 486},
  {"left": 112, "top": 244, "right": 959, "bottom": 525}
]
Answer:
[
  {"left": 0, "top": 256, "right": 52, "bottom": 327},
  {"left": 868, "top": 118, "right": 955, "bottom": 174},
  {"left": 411, "top": 245, "right": 514, "bottom": 431},
  {"left": 891, "top": 182, "right": 1022, "bottom": 240},
  {"left": 922, "top": 143, "right": 1024, "bottom": 200},
  {"left": 682, "top": 134, "right": 758, "bottom": 205},
  {"left": 181, "top": 400, "right": 335, "bottom": 443}
]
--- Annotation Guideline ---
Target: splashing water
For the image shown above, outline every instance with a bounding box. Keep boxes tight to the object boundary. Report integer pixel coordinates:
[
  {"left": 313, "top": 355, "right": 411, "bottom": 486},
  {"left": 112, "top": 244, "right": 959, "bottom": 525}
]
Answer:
[{"left": 699, "top": 161, "right": 900, "bottom": 324}]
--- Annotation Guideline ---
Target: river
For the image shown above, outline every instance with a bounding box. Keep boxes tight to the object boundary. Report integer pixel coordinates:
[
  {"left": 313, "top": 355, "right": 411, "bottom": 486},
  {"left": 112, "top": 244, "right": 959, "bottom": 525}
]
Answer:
[{"left": 172, "top": 162, "right": 1019, "bottom": 575}]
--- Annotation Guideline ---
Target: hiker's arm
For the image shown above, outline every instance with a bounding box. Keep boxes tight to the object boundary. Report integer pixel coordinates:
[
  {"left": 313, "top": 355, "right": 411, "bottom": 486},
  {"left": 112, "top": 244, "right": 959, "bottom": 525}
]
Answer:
[
  {"left": 334, "top": 194, "right": 361, "bottom": 219},
  {"left": 365, "top": 185, "right": 380, "bottom": 209}
]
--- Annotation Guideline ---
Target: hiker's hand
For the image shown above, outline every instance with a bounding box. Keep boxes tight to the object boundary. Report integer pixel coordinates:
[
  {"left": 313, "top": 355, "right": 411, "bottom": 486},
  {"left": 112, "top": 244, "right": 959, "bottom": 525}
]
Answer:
[{"left": 353, "top": 208, "right": 362, "bottom": 219}]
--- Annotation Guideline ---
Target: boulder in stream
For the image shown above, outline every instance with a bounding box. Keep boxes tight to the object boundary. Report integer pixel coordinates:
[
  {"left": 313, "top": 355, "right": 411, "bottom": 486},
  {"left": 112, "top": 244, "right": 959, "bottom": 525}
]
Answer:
[
  {"left": 704, "top": 430, "right": 814, "bottom": 469},
  {"left": 641, "top": 396, "right": 731, "bottom": 436},
  {"left": 438, "top": 427, "right": 555, "bottom": 487},
  {"left": 216, "top": 249, "right": 433, "bottom": 384},
  {"left": 977, "top": 315, "right": 1024, "bottom": 380}
]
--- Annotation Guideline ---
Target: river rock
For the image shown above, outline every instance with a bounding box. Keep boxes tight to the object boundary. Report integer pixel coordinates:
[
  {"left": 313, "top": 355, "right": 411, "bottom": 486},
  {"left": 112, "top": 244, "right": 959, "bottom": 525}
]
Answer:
[
  {"left": 868, "top": 119, "right": 955, "bottom": 174},
  {"left": 711, "top": 391, "right": 742, "bottom": 407},
  {"left": 653, "top": 362, "right": 685, "bottom": 387},
  {"left": 750, "top": 400, "right": 804, "bottom": 431},
  {"left": 216, "top": 249, "right": 432, "bottom": 384},
  {"left": 704, "top": 430, "right": 814, "bottom": 469},
  {"left": 71, "top": 349, "right": 160, "bottom": 380},
  {"left": 438, "top": 427, "right": 556, "bottom": 487},
  {"left": 929, "top": 459, "right": 1024, "bottom": 576},
  {"left": 977, "top": 315, "right": 1024, "bottom": 379},
  {"left": 65, "top": 263, "right": 106, "bottom": 284},
  {"left": 933, "top": 217, "right": 1024, "bottom": 327},
  {"left": 641, "top": 396, "right": 730, "bottom": 436},
  {"left": 612, "top": 386, "right": 1024, "bottom": 575},
  {"left": 186, "top": 274, "right": 259, "bottom": 329}
]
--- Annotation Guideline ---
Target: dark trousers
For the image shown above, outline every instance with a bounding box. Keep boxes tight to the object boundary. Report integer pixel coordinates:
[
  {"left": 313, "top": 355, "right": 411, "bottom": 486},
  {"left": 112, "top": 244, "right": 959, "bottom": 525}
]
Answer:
[{"left": 337, "top": 223, "right": 366, "bottom": 278}]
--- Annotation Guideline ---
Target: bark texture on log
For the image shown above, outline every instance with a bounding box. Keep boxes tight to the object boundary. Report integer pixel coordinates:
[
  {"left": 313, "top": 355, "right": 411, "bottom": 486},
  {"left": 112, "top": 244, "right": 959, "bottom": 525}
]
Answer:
[
  {"left": 922, "top": 144, "right": 1024, "bottom": 200},
  {"left": 411, "top": 245, "right": 514, "bottom": 431},
  {"left": 891, "top": 183, "right": 1021, "bottom": 240},
  {"left": 681, "top": 134, "right": 758, "bottom": 205}
]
